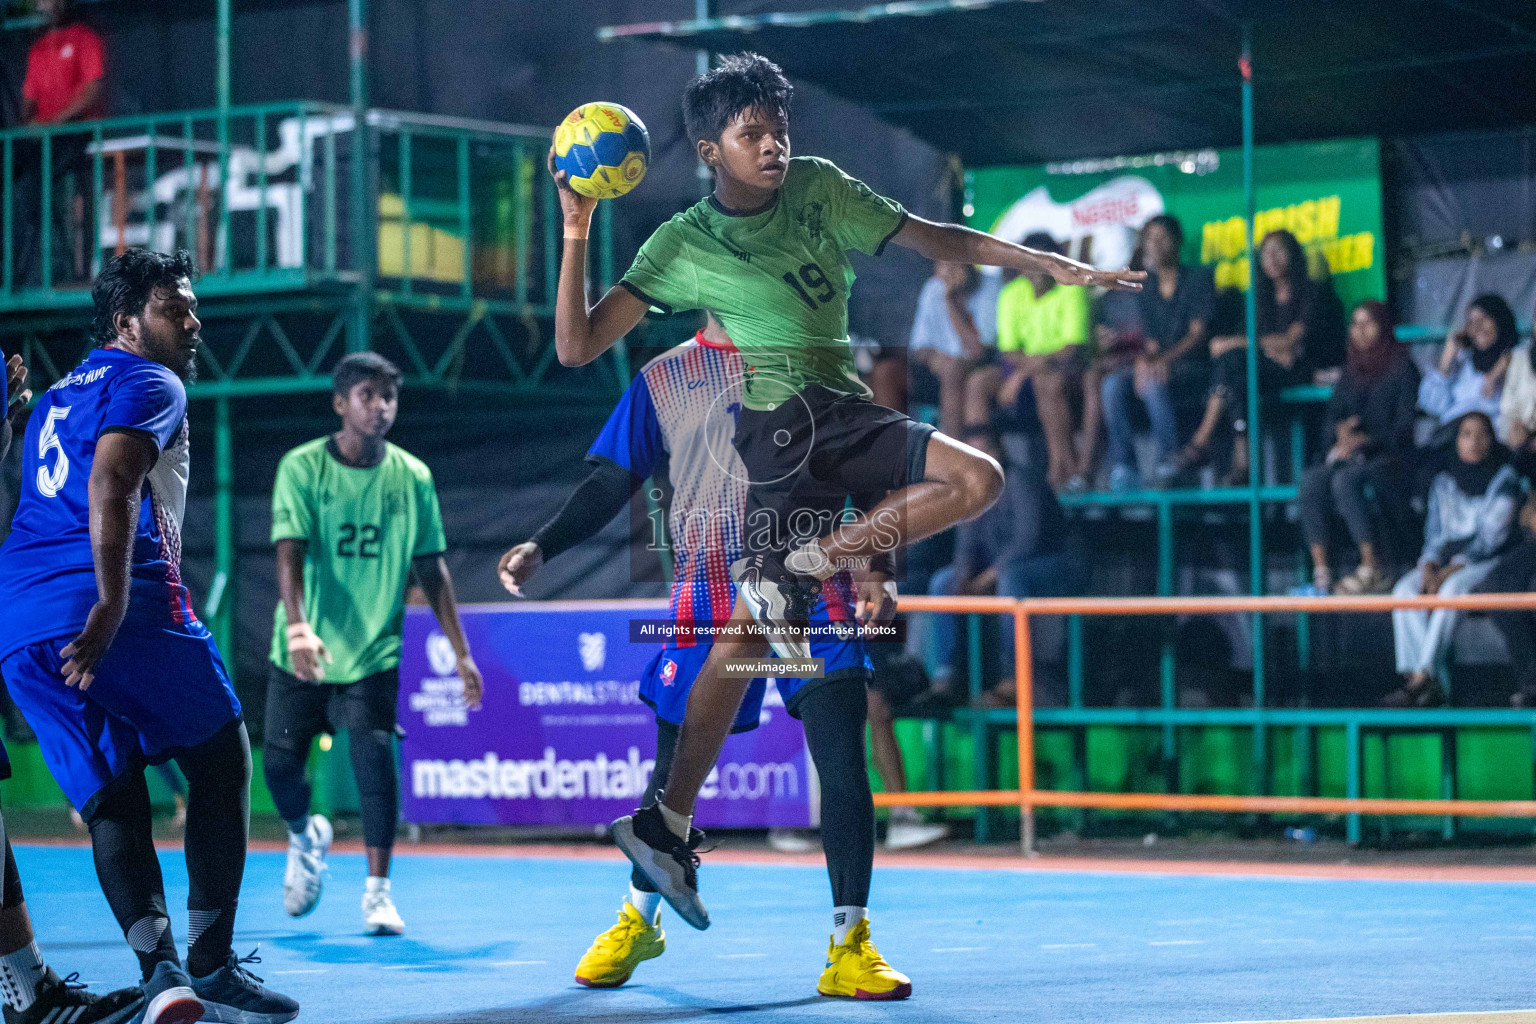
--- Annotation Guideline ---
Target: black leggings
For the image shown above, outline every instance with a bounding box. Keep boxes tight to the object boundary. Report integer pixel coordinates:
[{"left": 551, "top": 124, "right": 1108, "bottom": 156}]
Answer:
[
  {"left": 264, "top": 727, "right": 398, "bottom": 850},
  {"left": 799, "top": 678, "right": 874, "bottom": 909},
  {"left": 87, "top": 719, "right": 251, "bottom": 980},
  {"left": 639, "top": 676, "right": 874, "bottom": 909}
]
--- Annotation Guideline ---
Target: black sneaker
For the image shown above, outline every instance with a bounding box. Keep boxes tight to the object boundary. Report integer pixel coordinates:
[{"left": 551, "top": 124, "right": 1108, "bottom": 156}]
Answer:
[
  {"left": 189, "top": 949, "right": 299, "bottom": 1024},
  {"left": 139, "top": 960, "right": 202, "bottom": 1024},
  {"left": 610, "top": 802, "right": 710, "bottom": 930},
  {"left": 2, "top": 968, "right": 144, "bottom": 1024},
  {"left": 731, "top": 553, "right": 819, "bottom": 660}
]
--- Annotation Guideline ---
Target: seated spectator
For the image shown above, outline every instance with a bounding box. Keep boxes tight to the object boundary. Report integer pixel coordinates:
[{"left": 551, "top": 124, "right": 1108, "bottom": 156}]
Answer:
[
  {"left": 925, "top": 432, "right": 1085, "bottom": 705},
  {"left": 1098, "top": 214, "right": 1214, "bottom": 491},
  {"left": 1471, "top": 494, "right": 1536, "bottom": 707},
  {"left": 964, "top": 233, "right": 1091, "bottom": 491},
  {"left": 905, "top": 260, "right": 1000, "bottom": 436},
  {"left": 1496, "top": 303, "right": 1536, "bottom": 472},
  {"left": 1299, "top": 300, "right": 1419, "bottom": 595},
  {"left": 1389, "top": 411, "right": 1520, "bottom": 707},
  {"left": 1178, "top": 229, "right": 1344, "bottom": 485},
  {"left": 1419, "top": 294, "right": 1518, "bottom": 447}
]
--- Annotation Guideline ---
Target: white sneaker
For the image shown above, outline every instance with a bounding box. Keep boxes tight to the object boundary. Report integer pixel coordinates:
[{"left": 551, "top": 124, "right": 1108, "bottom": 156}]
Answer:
[
  {"left": 362, "top": 885, "right": 405, "bottom": 936},
  {"left": 282, "top": 814, "right": 331, "bottom": 918},
  {"left": 886, "top": 820, "right": 950, "bottom": 851},
  {"left": 767, "top": 827, "right": 820, "bottom": 854}
]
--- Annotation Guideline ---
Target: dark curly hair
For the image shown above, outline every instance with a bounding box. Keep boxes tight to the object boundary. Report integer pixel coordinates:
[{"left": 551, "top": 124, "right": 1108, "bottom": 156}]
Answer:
[
  {"left": 90, "top": 248, "right": 198, "bottom": 347},
  {"left": 683, "top": 52, "right": 793, "bottom": 147}
]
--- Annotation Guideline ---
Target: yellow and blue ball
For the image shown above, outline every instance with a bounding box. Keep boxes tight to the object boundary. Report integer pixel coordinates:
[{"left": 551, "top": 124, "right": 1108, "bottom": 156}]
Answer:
[{"left": 553, "top": 102, "right": 650, "bottom": 200}]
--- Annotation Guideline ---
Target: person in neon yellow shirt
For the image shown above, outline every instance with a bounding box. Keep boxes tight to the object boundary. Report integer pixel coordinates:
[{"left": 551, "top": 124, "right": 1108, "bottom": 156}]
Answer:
[{"left": 966, "top": 233, "right": 1092, "bottom": 490}]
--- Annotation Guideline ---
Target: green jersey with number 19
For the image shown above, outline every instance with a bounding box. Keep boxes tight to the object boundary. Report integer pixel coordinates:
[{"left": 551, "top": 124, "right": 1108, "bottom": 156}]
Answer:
[
  {"left": 618, "top": 156, "right": 907, "bottom": 411},
  {"left": 269, "top": 437, "right": 447, "bottom": 684}
]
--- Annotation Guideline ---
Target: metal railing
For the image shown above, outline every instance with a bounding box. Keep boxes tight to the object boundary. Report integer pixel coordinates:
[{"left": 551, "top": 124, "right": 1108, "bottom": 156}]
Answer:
[
  {"left": 0, "top": 103, "right": 603, "bottom": 315},
  {"left": 880, "top": 592, "right": 1536, "bottom": 851}
]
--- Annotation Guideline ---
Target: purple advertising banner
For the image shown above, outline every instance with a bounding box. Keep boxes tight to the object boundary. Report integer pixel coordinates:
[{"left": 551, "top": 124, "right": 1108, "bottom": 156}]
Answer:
[{"left": 399, "top": 601, "right": 814, "bottom": 829}]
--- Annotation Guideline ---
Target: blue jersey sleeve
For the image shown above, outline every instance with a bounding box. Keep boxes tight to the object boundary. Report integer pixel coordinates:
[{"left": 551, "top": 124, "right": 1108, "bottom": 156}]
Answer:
[
  {"left": 101, "top": 364, "right": 186, "bottom": 449},
  {"left": 587, "top": 372, "right": 664, "bottom": 477}
]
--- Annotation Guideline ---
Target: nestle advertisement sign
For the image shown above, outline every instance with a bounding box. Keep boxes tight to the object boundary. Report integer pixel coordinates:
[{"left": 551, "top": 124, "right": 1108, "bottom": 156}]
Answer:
[{"left": 398, "top": 602, "right": 814, "bottom": 829}]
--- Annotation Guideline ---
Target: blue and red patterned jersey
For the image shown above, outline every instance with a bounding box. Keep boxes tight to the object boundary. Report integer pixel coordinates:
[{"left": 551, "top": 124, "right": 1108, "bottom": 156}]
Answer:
[
  {"left": 0, "top": 347, "right": 194, "bottom": 660},
  {"left": 587, "top": 334, "right": 852, "bottom": 647}
]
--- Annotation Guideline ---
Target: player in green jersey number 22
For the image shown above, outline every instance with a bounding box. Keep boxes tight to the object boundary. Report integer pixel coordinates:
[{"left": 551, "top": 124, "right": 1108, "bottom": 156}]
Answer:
[
  {"left": 262, "top": 353, "right": 482, "bottom": 938},
  {"left": 549, "top": 52, "right": 1144, "bottom": 995}
]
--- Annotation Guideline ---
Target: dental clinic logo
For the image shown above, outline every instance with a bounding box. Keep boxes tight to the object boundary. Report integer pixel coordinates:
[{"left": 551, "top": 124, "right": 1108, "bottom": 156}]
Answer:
[
  {"left": 578, "top": 632, "right": 607, "bottom": 672},
  {"left": 412, "top": 631, "right": 469, "bottom": 726},
  {"left": 427, "top": 632, "right": 458, "bottom": 676}
]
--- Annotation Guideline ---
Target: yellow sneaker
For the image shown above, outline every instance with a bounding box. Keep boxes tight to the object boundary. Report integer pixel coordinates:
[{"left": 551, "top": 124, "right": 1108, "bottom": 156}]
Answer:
[
  {"left": 816, "top": 919, "right": 912, "bottom": 1000},
  {"left": 574, "top": 902, "right": 666, "bottom": 988}
]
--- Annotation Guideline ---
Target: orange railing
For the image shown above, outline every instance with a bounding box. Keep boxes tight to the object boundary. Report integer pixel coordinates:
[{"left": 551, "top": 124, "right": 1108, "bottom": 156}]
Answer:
[{"left": 876, "top": 592, "right": 1536, "bottom": 851}]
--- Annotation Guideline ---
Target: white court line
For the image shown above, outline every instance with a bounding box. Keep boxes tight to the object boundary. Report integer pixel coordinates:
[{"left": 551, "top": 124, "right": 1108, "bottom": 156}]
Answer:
[
  {"left": 1190, "top": 1011, "right": 1536, "bottom": 1024},
  {"left": 380, "top": 965, "right": 435, "bottom": 970},
  {"left": 1150, "top": 940, "right": 1204, "bottom": 946},
  {"left": 269, "top": 969, "right": 328, "bottom": 976},
  {"left": 1367, "top": 936, "right": 1425, "bottom": 942},
  {"left": 490, "top": 961, "right": 548, "bottom": 967},
  {"left": 1041, "top": 943, "right": 1097, "bottom": 949},
  {"left": 930, "top": 947, "right": 986, "bottom": 953}
]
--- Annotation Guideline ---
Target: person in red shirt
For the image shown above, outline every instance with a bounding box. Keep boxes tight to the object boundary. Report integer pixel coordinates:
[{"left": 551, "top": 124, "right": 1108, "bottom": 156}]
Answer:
[
  {"left": 22, "top": 0, "right": 105, "bottom": 125},
  {"left": 12, "top": 0, "right": 105, "bottom": 285}
]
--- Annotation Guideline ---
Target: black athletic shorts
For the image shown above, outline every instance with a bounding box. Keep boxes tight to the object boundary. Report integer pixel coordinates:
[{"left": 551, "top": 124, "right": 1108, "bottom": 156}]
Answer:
[
  {"left": 263, "top": 664, "right": 401, "bottom": 753},
  {"left": 734, "top": 383, "right": 936, "bottom": 560}
]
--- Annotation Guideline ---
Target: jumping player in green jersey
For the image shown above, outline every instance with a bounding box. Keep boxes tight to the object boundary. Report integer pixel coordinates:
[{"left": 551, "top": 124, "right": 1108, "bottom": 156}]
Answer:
[
  {"left": 262, "top": 352, "right": 483, "bottom": 937},
  {"left": 548, "top": 53, "right": 1144, "bottom": 950}
]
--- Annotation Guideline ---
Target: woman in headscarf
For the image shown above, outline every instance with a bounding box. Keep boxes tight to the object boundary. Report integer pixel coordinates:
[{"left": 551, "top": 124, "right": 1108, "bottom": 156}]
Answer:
[
  {"left": 1419, "top": 294, "right": 1518, "bottom": 441},
  {"left": 1298, "top": 300, "right": 1419, "bottom": 595},
  {"left": 1388, "top": 411, "right": 1521, "bottom": 707}
]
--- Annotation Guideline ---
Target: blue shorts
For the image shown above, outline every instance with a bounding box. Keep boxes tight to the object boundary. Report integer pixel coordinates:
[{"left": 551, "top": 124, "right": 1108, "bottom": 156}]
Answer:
[
  {"left": 1, "top": 620, "right": 241, "bottom": 816},
  {"left": 639, "top": 601, "right": 872, "bottom": 733}
]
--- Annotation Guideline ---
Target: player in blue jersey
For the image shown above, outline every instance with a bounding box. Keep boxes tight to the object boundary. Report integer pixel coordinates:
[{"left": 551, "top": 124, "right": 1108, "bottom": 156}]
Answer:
[
  {"left": 0, "top": 250, "right": 298, "bottom": 1024},
  {"left": 499, "top": 318, "right": 910, "bottom": 998},
  {"left": 0, "top": 353, "right": 146, "bottom": 1024}
]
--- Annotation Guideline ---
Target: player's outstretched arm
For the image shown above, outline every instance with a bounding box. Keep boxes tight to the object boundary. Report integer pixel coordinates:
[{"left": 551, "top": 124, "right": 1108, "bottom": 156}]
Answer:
[
  {"left": 892, "top": 214, "right": 1146, "bottom": 292},
  {"left": 548, "top": 148, "right": 650, "bottom": 367},
  {"left": 499, "top": 459, "right": 643, "bottom": 596},
  {"left": 61, "top": 431, "right": 158, "bottom": 689},
  {"left": 413, "top": 555, "right": 482, "bottom": 708}
]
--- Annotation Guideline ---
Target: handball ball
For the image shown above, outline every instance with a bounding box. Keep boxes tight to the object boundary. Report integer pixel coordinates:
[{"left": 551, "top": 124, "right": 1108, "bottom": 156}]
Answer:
[{"left": 553, "top": 102, "right": 650, "bottom": 200}]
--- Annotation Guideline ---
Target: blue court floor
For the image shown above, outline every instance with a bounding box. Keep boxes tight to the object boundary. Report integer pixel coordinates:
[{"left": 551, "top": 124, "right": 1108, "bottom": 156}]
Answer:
[{"left": 13, "top": 844, "right": 1536, "bottom": 1024}]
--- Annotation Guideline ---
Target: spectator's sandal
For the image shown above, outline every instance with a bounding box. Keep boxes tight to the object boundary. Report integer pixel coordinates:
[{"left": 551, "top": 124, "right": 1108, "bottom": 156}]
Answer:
[
  {"left": 1382, "top": 677, "right": 1446, "bottom": 708},
  {"left": 1335, "top": 565, "right": 1391, "bottom": 595}
]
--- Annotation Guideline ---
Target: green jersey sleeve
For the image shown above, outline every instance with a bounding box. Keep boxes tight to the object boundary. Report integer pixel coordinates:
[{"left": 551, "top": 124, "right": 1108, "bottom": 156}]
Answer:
[
  {"left": 413, "top": 466, "right": 447, "bottom": 558},
  {"left": 618, "top": 219, "right": 701, "bottom": 315},
  {"left": 818, "top": 159, "right": 907, "bottom": 256},
  {"left": 270, "top": 451, "right": 314, "bottom": 543}
]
